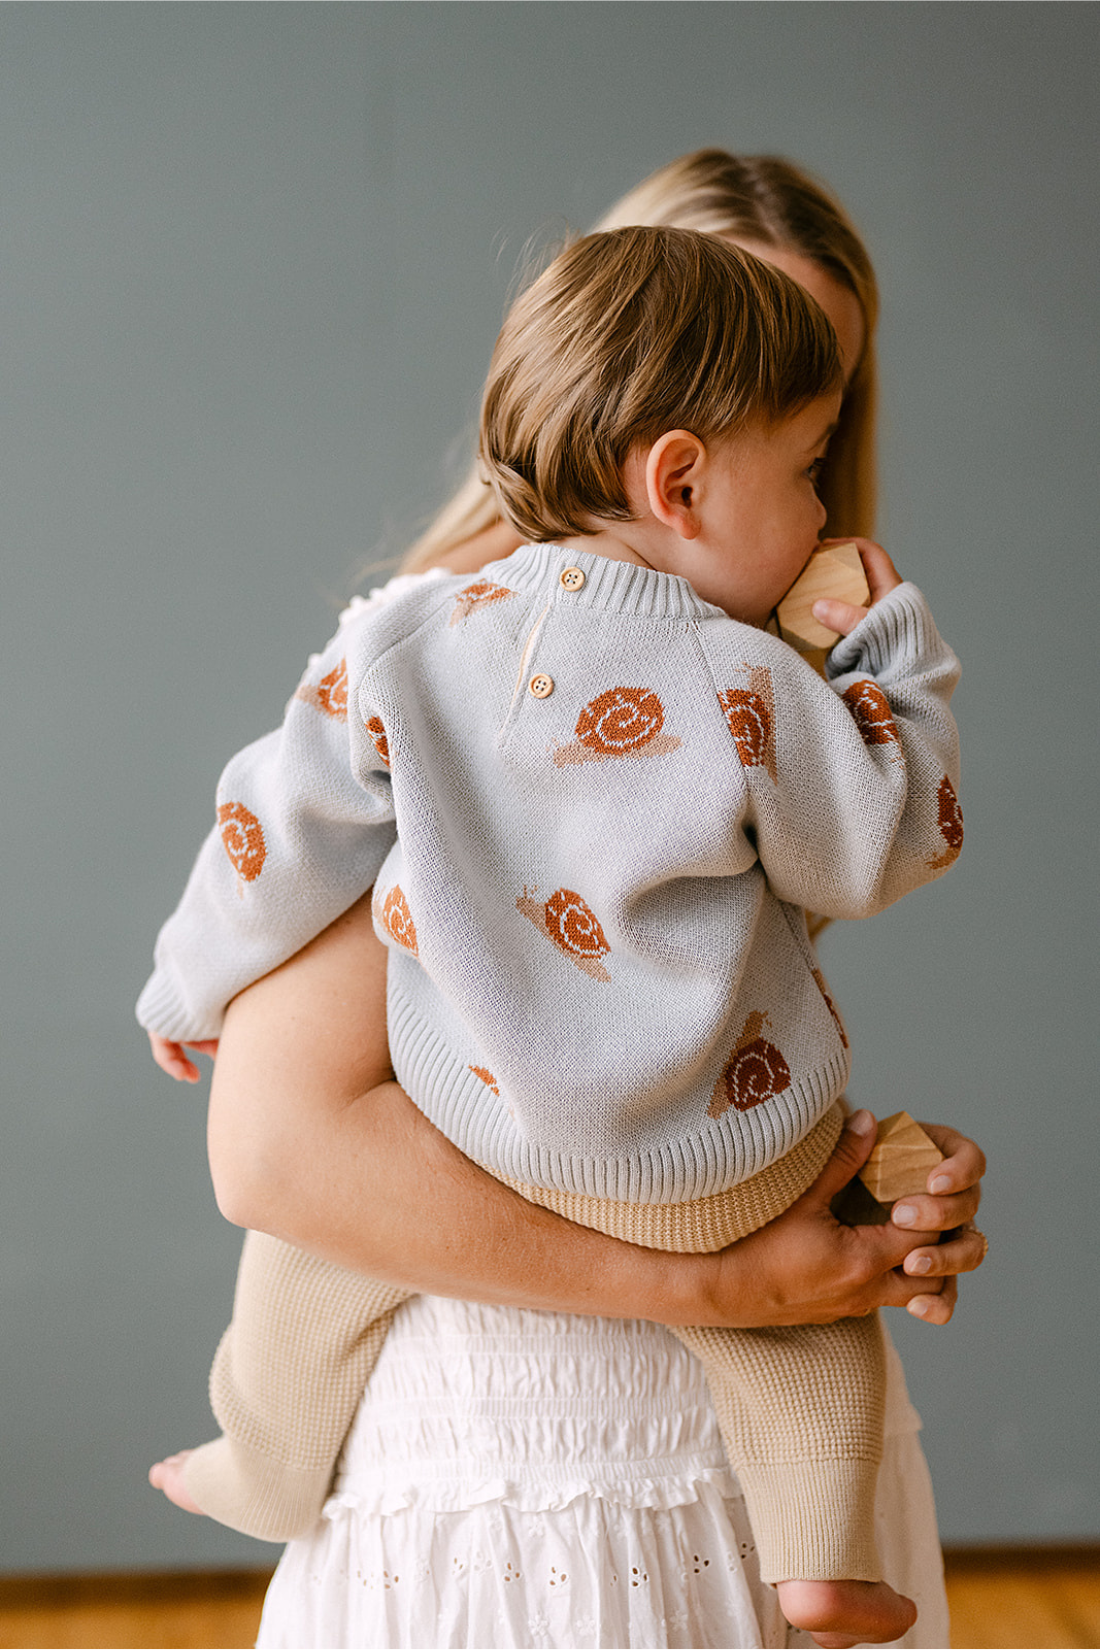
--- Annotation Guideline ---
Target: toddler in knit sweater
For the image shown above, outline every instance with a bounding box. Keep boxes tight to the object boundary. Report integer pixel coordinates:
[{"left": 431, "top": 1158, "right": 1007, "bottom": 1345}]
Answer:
[{"left": 140, "top": 227, "right": 963, "bottom": 1646}]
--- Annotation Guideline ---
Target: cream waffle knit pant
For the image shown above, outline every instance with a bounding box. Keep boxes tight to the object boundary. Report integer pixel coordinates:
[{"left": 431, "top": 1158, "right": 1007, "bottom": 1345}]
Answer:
[{"left": 183, "top": 1102, "right": 885, "bottom": 1584}]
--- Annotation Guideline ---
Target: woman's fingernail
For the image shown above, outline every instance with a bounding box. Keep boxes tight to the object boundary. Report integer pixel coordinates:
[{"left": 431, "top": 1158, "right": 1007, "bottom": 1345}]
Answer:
[
  {"left": 907, "top": 1255, "right": 933, "bottom": 1275},
  {"left": 892, "top": 1204, "right": 918, "bottom": 1227},
  {"left": 846, "top": 1109, "right": 875, "bottom": 1137},
  {"left": 930, "top": 1175, "right": 952, "bottom": 1195},
  {"left": 907, "top": 1296, "right": 932, "bottom": 1319}
]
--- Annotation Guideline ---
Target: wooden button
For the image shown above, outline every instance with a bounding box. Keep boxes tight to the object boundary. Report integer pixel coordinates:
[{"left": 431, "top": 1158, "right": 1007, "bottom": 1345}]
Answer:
[
  {"left": 528, "top": 674, "right": 554, "bottom": 699},
  {"left": 560, "top": 566, "right": 586, "bottom": 592}
]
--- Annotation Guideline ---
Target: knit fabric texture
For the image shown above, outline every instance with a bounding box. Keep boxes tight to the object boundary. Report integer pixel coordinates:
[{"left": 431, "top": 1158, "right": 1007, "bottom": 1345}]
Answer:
[
  {"left": 138, "top": 544, "right": 962, "bottom": 1208},
  {"left": 182, "top": 1231, "right": 412, "bottom": 1542},
  {"left": 189, "top": 1222, "right": 885, "bottom": 1580}
]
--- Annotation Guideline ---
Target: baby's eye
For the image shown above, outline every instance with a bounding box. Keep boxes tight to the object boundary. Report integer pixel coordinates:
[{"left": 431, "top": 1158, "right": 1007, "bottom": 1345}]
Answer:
[{"left": 807, "top": 457, "right": 827, "bottom": 484}]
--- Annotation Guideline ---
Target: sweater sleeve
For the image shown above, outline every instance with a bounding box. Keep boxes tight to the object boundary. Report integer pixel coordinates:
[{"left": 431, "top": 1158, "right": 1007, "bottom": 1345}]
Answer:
[
  {"left": 706, "top": 583, "right": 963, "bottom": 920},
  {"left": 135, "top": 623, "right": 396, "bottom": 1043}
]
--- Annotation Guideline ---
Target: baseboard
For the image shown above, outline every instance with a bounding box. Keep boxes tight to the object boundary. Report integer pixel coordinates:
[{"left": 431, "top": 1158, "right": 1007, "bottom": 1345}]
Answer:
[
  {"left": 941, "top": 1541, "right": 1100, "bottom": 1572},
  {"left": 0, "top": 1568, "right": 275, "bottom": 1609}
]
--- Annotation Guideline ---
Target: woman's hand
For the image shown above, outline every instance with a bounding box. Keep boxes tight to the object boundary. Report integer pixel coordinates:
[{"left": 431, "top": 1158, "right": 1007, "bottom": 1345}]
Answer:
[
  {"left": 891, "top": 1120, "right": 987, "bottom": 1322},
  {"left": 810, "top": 537, "right": 901, "bottom": 638},
  {"left": 693, "top": 1110, "right": 987, "bottom": 1330}
]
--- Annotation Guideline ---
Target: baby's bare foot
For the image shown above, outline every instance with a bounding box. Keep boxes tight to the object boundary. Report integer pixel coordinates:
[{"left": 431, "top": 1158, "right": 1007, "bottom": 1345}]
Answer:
[
  {"left": 148, "top": 1450, "right": 204, "bottom": 1516},
  {"left": 776, "top": 1577, "right": 917, "bottom": 1648}
]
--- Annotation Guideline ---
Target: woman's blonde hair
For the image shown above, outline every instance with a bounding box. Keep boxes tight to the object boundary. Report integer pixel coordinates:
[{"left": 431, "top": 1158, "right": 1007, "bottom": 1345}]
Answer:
[
  {"left": 402, "top": 148, "right": 878, "bottom": 572},
  {"left": 479, "top": 227, "right": 842, "bottom": 544}
]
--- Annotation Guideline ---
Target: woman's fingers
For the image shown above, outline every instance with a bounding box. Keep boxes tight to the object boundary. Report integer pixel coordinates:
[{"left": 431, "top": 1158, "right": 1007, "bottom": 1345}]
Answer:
[
  {"left": 916, "top": 1122, "right": 987, "bottom": 1194},
  {"left": 800, "top": 1108, "right": 878, "bottom": 1206},
  {"left": 890, "top": 1186, "right": 980, "bottom": 1234},
  {"left": 902, "top": 1224, "right": 989, "bottom": 1280},
  {"left": 905, "top": 1277, "right": 957, "bottom": 1325}
]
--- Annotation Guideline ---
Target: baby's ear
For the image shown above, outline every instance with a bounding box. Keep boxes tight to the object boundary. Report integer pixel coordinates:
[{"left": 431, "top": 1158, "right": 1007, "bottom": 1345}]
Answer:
[{"left": 645, "top": 430, "right": 707, "bottom": 540}]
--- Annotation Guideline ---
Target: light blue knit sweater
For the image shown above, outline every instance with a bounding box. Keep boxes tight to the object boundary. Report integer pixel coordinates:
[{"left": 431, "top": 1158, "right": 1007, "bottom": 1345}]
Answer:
[{"left": 138, "top": 544, "right": 962, "bottom": 1204}]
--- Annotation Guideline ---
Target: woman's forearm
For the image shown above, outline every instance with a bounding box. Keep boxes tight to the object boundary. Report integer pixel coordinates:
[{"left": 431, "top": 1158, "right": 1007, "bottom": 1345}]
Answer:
[
  {"left": 216, "top": 1065, "right": 707, "bottom": 1324},
  {"left": 207, "top": 894, "right": 986, "bottom": 1331},
  {"left": 206, "top": 896, "right": 706, "bottom": 1325}
]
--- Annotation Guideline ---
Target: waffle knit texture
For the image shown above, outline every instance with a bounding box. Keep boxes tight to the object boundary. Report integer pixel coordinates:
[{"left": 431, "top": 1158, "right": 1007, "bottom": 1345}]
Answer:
[
  {"left": 138, "top": 545, "right": 962, "bottom": 1206},
  {"left": 182, "top": 1231, "right": 412, "bottom": 1542},
  {"left": 193, "top": 1148, "right": 883, "bottom": 1580}
]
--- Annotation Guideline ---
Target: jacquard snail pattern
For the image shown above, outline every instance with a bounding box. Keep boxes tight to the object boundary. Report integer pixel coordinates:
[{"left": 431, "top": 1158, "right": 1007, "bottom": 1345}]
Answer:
[
  {"left": 929, "top": 774, "right": 964, "bottom": 869},
  {"left": 811, "top": 966, "right": 849, "bottom": 1050},
  {"left": 708, "top": 1011, "right": 791, "bottom": 1118},
  {"left": 379, "top": 885, "right": 418, "bottom": 955},
  {"left": 841, "top": 679, "right": 899, "bottom": 747},
  {"left": 718, "top": 667, "right": 777, "bottom": 781},
  {"left": 553, "top": 687, "right": 681, "bottom": 767},
  {"left": 217, "top": 801, "right": 266, "bottom": 884},
  {"left": 516, "top": 887, "right": 611, "bottom": 981},
  {"left": 366, "top": 716, "right": 390, "bottom": 768},
  {"left": 295, "top": 658, "right": 348, "bottom": 719},
  {"left": 450, "top": 581, "right": 516, "bottom": 626},
  {"left": 469, "top": 1066, "right": 500, "bottom": 1096},
  {"left": 718, "top": 690, "right": 770, "bottom": 764},
  {"left": 546, "top": 888, "right": 610, "bottom": 959}
]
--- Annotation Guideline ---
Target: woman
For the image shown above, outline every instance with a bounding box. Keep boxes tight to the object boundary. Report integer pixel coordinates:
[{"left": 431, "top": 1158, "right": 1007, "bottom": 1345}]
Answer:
[{"left": 178, "top": 151, "right": 987, "bottom": 1648}]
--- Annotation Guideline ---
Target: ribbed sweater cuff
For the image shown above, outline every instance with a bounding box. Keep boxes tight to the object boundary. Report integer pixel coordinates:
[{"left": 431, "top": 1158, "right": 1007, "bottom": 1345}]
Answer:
[
  {"left": 182, "top": 1433, "right": 330, "bottom": 1543},
  {"left": 134, "top": 971, "right": 220, "bottom": 1043},
  {"left": 736, "top": 1457, "right": 883, "bottom": 1584},
  {"left": 827, "top": 582, "right": 939, "bottom": 682}
]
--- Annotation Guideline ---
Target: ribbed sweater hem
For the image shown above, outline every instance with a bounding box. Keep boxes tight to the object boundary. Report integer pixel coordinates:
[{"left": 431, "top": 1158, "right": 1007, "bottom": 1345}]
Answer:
[{"left": 388, "top": 983, "right": 850, "bottom": 1204}]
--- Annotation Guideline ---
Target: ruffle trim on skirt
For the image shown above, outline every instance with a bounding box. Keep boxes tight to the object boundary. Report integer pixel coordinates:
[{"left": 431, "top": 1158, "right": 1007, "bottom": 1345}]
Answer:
[{"left": 323, "top": 1459, "right": 742, "bottom": 1521}]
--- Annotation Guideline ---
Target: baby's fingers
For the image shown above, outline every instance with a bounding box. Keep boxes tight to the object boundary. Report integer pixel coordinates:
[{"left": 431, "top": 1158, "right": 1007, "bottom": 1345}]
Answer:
[
  {"left": 148, "top": 1032, "right": 218, "bottom": 1083},
  {"left": 812, "top": 596, "right": 868, "bottom": 638}
]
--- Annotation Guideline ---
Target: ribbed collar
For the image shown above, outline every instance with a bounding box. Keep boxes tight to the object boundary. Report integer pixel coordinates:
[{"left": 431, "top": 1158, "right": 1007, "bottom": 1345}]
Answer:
[{"left": 484, "top": 543, "right": 719, "bottom": 623}]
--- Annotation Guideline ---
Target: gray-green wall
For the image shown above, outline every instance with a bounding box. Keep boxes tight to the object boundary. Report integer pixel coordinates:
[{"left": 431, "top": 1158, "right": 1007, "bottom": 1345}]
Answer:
[{"left": 2, "top": 2, "right": 1096, "bottom": 1575}]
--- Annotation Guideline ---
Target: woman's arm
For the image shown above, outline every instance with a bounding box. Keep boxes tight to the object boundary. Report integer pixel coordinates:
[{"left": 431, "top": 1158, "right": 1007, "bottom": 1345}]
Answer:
[{"left": 206, "top": 892, "right": 986, "bottom": 1330}]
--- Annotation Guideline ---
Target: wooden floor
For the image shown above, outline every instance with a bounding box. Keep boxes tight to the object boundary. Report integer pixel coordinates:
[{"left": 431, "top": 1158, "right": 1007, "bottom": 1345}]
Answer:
[{"left": 0, "top": 1547, "right": 1097, "bottom": 1649}]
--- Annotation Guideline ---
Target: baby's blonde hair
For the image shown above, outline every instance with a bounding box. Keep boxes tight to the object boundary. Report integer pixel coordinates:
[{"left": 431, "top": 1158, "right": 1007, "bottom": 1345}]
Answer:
[
  {"left": 400, "top": 149, "right": 878, "bottom": 573},
  {"left": 478, "top": 226, "right": 842, "bottom": 545}
]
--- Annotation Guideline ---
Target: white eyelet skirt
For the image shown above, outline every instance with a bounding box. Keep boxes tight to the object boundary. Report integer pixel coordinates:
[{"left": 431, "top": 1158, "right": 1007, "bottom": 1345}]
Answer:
[{"left": 256, "top": 1296, "right": 948, "bottom": 1650}]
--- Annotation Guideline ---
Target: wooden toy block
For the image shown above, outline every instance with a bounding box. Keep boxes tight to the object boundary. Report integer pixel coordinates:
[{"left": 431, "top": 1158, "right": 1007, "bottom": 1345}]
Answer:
[
  {"left": 775, "top": 542, "right": 869, "bottom": 675},
  {"left": 833, "top": 1110, "right": 945, "bottom": 1226}
]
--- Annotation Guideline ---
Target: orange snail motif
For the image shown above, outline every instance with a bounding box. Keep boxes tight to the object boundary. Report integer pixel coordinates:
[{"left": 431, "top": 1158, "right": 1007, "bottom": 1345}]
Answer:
[
  {"left": 841, "top": 679, "right": 899, "bottom": 747},
  {"left": 295, "top": 658, "right": 348, "bottom": 719},
  {"left": 545, "top": 888, "right": 610, "bottom": 960},
  {"left": 708, "top": 1012, "right": 792, "bottom": 1118},
  {"left": 217, "top": 802, "right": 266, "bottom": 884},
  {"left": 380, "top": 885, "right": 418, "bottom": 955},
  {"left": 516, "top": 886, "right": 611, "bottom": 981},
  {"left": 469, "top": 1066, "right": 500, "bottom": 1096},
  {"left": 366, "top": 716, "right": 390, "bottom": 767},
  {"left": 577, "top": 687, "right": 664, "bottom": 753},
  {"left": 450, "top": 581, "right": 516, "bottom": 626},
  {"left": 554, "top": 687, "right": 681, "bottom": 767},
  {"left": 811, "top": 966, "right": 850, "bottom": 1050},
  {"left": 718, "top": 689, "right": 771, "bottom": 767},
  {"left": 929, "top": 774, "right": 964, "bottom": 869},
  {"left": 717, "top": 667, "right": 777, "bottom": 781}
]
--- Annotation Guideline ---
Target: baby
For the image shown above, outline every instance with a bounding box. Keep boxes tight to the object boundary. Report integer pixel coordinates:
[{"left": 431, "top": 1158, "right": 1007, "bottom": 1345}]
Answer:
[{"left": 140, "top": 226, "right": 963, "bottom": 1645}]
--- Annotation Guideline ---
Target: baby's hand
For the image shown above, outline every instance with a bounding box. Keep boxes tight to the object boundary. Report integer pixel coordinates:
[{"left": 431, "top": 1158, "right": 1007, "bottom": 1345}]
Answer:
[
  {"left": 148, "top": 1031, "right": 219, "bottom": 1083},
  {"left": 811, "top": 539, "right": 901, "bottom": 638}
]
